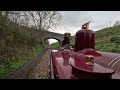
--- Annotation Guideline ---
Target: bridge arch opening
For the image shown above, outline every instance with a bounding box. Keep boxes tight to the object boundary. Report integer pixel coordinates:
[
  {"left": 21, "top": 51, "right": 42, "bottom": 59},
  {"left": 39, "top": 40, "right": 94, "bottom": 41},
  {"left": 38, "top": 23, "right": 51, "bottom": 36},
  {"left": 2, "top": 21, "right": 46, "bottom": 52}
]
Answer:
[{"left": 44, "top": 37, "right": 61, "bottom": 48}]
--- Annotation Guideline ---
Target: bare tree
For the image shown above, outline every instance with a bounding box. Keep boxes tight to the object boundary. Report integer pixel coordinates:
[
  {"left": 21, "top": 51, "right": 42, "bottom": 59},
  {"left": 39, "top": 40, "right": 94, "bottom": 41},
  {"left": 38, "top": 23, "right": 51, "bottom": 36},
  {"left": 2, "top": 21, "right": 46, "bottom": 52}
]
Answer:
[
  {"left": 1, "top": 11, "right": 14, "bottom": 19},
  {"left": 0, "top": 11, "right": 3, "bottom": 16},
  {"left": 5, "top": 11, "right": 29, "bottom": 27},
  {"left": 2, "top": 11, "right": 9, "bottom": 19},
  {"left": 27, "top": 11, "right": 38, "bottom": 29},
  {"left": 0, "top": 11, "right": 62, "bottom": 30},
  {"left": 113, "top": 20, "right": 120, "bottom": 26},
  {"left": 23, "top": 12, "right": 30, "bottom": 27},
  {"left": 36, "top": 11, "right": 62, "bottom": 30},
  {"left": 8, "top": 11, "right": 24, "bottom": 24},
  {"left": 27, "top": 11, "right": 62, "bottom": 30}
]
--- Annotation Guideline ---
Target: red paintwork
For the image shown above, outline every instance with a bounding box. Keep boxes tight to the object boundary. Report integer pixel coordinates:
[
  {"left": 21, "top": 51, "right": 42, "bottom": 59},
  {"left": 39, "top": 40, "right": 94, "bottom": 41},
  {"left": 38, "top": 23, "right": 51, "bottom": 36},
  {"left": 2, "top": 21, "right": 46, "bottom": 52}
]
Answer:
[
  {"left": 50, "top": 48, "right": 120, "bottom": 79},
  {"left": 51, "top": 49, "right": 119, "bottom": 79},
  {"left": 75, "top": 29, "right": 95, "bottom": 52},
  {"left": 50, "top": 26, "right": 120, "bottom": 79},
  {"left": 78, "top": 48, "right": 101, "bottom": 56}
]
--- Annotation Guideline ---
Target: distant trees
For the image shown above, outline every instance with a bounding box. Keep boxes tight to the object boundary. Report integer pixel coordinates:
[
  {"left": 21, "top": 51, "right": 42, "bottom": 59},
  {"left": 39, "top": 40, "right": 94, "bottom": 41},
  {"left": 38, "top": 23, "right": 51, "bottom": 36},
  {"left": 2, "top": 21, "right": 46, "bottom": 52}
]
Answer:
[
  {"left": 0, "top": 11, "right": 62, "bottom": 31},
  {"left": 27, "top": 11, "right": 62, "bottom": 30},
  {"left": 113, "top": 20, "right": 120, "bottom": 26}
]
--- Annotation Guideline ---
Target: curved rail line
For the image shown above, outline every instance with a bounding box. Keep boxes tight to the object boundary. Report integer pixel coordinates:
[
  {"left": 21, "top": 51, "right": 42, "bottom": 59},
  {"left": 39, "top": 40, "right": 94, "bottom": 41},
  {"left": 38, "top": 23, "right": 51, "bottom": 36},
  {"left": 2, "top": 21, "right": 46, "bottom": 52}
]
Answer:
[{"left": 108, "top": 55, "right": 120, "bottom": 67}]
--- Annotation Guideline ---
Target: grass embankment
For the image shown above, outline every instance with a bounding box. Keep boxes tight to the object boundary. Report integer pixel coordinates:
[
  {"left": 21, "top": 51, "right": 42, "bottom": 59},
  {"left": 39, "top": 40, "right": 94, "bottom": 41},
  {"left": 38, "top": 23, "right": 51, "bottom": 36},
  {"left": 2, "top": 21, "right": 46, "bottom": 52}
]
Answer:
[
  {"left": 0, "top": 16, "right": 44, "bottom": 79},
  {"left": 95, "top": 26, "right": 120, "bottom": 53},
  {"left": 51, "top": 25, "right": 120, "bottom": 53},
  {"left": 0, "top": 46, "right": 43, "bottom": 79}
]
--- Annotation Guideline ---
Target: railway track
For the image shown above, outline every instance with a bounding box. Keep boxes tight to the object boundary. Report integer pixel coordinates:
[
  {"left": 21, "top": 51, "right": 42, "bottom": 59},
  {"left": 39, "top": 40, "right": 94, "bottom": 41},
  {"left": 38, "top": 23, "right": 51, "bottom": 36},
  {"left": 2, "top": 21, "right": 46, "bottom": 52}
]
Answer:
[
  {"left": 27, "top": 49, "right": 51, "bottom": 79},
  {"left": 6, "top": 49, "right": 47, "bottom": 79}
]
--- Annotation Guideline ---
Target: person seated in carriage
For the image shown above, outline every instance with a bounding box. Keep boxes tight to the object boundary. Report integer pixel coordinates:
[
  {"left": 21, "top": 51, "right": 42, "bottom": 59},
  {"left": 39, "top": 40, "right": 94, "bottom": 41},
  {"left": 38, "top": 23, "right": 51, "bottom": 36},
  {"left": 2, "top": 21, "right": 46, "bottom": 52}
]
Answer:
[{"left": 62, "top": 32, "right": 71, "bottom": 46}]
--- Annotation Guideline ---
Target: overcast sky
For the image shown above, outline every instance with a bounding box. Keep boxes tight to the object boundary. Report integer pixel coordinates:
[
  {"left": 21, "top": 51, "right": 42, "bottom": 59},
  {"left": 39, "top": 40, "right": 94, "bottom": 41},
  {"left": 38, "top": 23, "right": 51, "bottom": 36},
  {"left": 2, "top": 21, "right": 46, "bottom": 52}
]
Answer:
[{"left": 48, "top": 11, "right": 120, "bottom": 44}]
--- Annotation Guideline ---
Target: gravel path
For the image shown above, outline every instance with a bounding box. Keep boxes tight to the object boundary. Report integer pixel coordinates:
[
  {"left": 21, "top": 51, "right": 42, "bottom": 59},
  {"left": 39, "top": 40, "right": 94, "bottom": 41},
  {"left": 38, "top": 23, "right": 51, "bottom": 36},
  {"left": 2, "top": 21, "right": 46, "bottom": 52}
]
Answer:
[{"left": 27, "top": 49, "right": 50, "bottom": 79}]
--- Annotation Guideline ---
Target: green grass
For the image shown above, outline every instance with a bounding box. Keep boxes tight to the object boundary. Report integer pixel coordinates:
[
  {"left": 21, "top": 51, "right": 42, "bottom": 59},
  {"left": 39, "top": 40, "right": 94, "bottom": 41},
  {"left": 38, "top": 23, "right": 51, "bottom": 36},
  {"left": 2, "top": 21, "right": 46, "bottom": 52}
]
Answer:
[
  {"left": 95, "top": 25, "right": 120, "bottom": 53},
  {"left": 51, "top": 25, "right": 120, "bottom": 53},
  {"left": 50, "top": 42, "right": 60, "bottom": 49},
  {"left": 0, "top": 45, "right": 44, "bottom": 79},
  {"left": 0, "top": 15, "right": 45, "bottom": 79}
]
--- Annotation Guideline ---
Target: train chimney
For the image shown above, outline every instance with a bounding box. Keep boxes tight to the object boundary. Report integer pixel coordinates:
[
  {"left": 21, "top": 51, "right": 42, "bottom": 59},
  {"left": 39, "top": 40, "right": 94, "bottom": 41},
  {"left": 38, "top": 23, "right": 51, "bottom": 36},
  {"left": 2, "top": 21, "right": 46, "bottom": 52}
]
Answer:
[{"left": 74, "top": 21, "right": 95, "bottom": 52}]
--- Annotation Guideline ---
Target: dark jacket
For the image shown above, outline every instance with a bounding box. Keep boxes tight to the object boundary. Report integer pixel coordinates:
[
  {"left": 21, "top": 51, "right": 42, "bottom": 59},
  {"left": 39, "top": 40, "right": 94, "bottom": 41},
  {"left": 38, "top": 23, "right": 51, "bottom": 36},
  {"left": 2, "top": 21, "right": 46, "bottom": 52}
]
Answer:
[{"left": 62, "top": 37, "right": 70, "bottom": 46}]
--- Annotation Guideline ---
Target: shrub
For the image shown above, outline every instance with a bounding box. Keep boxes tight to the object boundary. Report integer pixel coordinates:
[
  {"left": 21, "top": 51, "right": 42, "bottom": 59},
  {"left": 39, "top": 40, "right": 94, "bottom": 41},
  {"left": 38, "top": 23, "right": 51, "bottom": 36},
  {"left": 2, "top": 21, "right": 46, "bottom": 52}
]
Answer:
[{"left": 110, "top": 36, "right": 120, "bottom": 44}]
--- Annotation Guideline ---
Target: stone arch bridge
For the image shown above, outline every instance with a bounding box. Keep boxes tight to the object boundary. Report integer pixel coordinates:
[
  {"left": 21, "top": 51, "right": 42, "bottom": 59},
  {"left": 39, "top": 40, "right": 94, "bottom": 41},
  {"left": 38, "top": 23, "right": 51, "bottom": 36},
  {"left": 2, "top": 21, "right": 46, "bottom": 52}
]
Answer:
[{"left": 41, "top": 31, "right": 64, "bottom": 47}]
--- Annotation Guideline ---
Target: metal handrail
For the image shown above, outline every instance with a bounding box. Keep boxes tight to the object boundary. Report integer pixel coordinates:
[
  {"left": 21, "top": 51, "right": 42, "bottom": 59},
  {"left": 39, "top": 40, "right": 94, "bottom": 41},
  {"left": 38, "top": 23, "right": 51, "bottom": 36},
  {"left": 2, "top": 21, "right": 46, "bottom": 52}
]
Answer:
[
  {"left": 108, "top": 56, "right": 120, "bottom": 66},
  {"left": 111, "top": 59, "right": 120, "bottom": 67}
]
